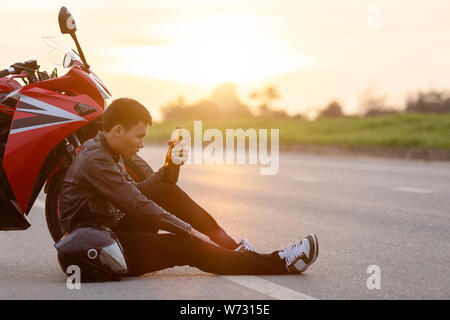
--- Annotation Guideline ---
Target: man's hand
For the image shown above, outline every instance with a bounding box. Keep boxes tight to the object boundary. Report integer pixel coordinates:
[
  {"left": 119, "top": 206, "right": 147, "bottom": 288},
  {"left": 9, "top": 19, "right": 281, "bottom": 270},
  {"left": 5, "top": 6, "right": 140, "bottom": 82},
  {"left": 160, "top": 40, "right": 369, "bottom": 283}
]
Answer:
[
  {"left": 161, "top": 137, "right": 189, "bottom": 184},
  {"left": 170, "top": 139, "right": 190, "bottom": 165}
]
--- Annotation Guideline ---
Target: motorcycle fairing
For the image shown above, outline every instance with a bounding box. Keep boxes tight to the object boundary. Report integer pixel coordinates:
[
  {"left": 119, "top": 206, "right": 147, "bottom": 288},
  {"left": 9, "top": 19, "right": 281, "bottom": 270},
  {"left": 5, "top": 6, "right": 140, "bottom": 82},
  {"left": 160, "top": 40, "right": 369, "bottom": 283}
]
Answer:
[{"left": 2, "top": 67, "right": 105, "bottom": 217}]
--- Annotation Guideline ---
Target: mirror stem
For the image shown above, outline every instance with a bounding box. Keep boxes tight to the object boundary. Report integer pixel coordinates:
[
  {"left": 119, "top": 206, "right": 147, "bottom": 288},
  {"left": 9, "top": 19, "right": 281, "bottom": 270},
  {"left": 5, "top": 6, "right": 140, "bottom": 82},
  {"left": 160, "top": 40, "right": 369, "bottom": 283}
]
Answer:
[{"left": 70, "top": 33, "right": 90, "bottom": 70}]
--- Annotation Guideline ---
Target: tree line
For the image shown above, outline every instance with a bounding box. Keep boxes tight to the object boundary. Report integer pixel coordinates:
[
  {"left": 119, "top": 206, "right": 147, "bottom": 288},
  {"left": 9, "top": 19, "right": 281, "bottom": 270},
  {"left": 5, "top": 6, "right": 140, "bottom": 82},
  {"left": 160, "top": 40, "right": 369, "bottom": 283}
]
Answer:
[{"left": 160, "top": 82, "right": 450, "bottom": 122}]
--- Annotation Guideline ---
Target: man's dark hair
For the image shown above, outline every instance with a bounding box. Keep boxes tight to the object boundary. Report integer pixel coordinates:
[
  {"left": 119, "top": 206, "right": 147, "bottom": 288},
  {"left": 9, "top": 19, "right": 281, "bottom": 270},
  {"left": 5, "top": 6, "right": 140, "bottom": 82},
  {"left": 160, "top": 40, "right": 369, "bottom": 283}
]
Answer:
[{"left": 102, "top": 98, "right": 152, "bottom": 132}]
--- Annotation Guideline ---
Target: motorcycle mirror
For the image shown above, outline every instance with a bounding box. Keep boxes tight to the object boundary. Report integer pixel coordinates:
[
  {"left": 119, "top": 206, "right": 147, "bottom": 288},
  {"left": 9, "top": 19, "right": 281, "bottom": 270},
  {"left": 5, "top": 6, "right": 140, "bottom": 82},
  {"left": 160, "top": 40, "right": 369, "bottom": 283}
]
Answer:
[{"left": 58, "top": 7, "right": 77, "bottom": 34}]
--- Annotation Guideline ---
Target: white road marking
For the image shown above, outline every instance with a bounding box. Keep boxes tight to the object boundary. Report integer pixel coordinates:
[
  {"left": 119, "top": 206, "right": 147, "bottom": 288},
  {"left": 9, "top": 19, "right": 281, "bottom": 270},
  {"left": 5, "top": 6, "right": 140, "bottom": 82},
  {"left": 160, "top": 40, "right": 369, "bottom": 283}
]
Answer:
[
  {"left": 394, "top": 187, "right": 433, "bottom": 194},
  {"left": 34, "top": 198, "right": 46, "bottom": 209},
  {"left": 222, "top": 276, "right": 318, "bottom": 300},
  {"left": 293, "top": 176, "right": 320, "bottom": 183}
]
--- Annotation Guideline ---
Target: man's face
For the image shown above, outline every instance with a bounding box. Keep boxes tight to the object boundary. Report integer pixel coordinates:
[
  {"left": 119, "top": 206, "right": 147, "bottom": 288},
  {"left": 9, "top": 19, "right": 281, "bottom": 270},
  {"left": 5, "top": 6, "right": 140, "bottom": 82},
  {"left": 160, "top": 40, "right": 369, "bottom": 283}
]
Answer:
[{"left": 112, "top": 120, "right": 148, "bottom": 160}]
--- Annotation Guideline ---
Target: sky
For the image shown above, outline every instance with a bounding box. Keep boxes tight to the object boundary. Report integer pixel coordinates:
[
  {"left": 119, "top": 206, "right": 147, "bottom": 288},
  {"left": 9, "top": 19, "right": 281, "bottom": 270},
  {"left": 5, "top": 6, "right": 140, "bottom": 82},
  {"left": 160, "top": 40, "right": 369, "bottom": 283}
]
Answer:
[{"left": 1, "top": 0, "right": 450, "bottom": 120}]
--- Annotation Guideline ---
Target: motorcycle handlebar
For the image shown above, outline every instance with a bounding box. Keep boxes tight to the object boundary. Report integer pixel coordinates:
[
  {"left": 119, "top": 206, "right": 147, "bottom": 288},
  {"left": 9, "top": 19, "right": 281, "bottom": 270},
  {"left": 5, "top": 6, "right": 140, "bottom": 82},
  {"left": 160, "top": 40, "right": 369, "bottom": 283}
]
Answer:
[
  {"left": 0, "top": 67, "right": 15, "bottom": 78},
  {"left": 0, "top": 60, "right": 41, "bottom": 79}
]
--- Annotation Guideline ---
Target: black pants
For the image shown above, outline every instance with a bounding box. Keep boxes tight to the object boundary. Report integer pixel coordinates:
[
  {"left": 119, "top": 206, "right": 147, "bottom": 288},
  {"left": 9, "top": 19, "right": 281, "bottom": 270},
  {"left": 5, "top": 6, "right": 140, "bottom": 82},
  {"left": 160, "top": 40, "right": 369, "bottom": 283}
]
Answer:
[{"left": 116, "top": 182, "right": 287, "bottom": 276}]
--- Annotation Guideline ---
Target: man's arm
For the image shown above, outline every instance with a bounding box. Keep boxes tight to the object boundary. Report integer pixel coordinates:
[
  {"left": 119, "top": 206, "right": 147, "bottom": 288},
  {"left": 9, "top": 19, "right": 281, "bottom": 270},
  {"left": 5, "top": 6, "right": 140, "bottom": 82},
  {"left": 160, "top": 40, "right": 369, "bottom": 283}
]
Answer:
[
  {"left": 128, "top": 155, "right": 169, "bottom": 191},
  {"left": 131, "top": 138, "right": 190, "bottom": 191},
  {"left": 135, "top": 167, "right": 165, "bottom": 193},
  {"left": 128, "top": 155, "right": 155, "bottom": 177},
  {"left": 84, "top": 154, "right": 191, "bottom": 235}
]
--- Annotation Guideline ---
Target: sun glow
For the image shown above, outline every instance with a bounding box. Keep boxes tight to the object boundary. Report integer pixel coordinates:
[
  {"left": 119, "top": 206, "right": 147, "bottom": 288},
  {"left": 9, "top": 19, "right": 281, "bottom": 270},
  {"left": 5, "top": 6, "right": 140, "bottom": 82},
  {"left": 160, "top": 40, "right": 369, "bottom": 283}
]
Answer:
[{"left": 104, "top": 14, "right": 318, "bottom": 85}]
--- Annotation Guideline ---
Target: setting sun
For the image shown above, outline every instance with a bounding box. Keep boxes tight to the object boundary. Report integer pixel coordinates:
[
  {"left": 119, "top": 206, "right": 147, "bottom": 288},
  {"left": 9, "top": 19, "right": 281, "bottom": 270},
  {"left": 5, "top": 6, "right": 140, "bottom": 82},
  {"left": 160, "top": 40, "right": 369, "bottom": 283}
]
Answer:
[{"left": 104, "top": 14, "right": 318, "bottom": 85}]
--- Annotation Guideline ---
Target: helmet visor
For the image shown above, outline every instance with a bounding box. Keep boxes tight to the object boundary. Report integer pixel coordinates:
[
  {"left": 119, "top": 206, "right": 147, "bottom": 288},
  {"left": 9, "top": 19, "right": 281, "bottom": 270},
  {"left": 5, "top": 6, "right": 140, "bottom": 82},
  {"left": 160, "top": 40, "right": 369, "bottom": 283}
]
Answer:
[{"left": 99, "top": 242, "right": 128, "bottom": 273}]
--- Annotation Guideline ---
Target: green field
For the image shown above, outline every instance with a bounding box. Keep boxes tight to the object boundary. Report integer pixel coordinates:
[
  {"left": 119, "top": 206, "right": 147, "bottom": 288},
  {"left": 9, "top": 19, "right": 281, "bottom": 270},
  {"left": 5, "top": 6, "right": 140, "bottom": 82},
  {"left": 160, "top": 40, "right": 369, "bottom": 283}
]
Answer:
[{"left": 145, "top": 113, "right": 450, "bottom": 150}]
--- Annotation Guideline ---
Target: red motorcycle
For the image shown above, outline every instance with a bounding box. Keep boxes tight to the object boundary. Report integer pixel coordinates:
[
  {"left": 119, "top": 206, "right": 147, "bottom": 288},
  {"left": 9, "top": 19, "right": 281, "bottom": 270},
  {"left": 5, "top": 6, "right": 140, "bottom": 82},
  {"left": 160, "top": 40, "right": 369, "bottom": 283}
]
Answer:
[{"left": 0, "top": 7, "right": 146, "bottom": 241}]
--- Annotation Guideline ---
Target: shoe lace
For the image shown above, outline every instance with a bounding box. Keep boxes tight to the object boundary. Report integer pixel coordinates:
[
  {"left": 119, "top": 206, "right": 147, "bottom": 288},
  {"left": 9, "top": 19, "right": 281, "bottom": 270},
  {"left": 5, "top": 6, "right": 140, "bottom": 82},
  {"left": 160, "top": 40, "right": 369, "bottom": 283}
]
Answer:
[
  {"left": 278, "top": 243, "right": 303, "bottom": 266},
  {"left": 239, "top": 239, "right": 255, "bottom": 252}
]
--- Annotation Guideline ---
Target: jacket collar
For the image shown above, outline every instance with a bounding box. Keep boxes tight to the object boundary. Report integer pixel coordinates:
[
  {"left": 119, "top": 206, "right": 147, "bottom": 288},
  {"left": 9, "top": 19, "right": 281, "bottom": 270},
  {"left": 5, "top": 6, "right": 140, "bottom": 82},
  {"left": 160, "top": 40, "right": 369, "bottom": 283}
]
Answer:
[{"left": 98, "top": 131, "right": 121, "bottom": 162}]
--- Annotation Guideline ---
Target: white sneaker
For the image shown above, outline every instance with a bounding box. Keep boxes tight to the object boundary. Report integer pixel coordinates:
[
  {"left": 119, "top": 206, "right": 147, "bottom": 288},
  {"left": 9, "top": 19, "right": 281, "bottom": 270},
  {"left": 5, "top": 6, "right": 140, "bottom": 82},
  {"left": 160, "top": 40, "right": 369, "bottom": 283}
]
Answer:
[
  {"left": 235, "top": 239, "right": 256, "bottom": 253},
  {"left": 278, "top": 234, "right": 319, "bottom": 274}
]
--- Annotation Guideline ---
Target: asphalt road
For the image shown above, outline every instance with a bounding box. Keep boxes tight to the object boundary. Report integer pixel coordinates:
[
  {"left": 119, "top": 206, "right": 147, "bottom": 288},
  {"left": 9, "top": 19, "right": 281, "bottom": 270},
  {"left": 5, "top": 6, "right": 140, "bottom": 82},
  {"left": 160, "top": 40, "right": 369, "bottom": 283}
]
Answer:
[{"left": 1, "top": 145, "right": 449, "bottom": 299}]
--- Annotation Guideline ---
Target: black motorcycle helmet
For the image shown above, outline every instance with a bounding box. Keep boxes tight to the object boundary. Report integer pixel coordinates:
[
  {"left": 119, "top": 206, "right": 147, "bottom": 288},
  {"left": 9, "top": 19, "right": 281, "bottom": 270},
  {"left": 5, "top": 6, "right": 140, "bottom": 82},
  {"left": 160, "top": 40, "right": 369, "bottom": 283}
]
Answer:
[{"left": 54, "top": 227, "right": 128, "bottom": 282}]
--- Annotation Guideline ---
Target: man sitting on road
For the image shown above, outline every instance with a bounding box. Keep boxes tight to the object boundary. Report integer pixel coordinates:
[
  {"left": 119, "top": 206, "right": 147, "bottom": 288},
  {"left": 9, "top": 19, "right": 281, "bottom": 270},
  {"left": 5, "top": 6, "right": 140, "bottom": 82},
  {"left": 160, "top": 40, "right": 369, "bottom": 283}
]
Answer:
[{"left": 58, "top": 97, "right": 319, "bottom": 281}]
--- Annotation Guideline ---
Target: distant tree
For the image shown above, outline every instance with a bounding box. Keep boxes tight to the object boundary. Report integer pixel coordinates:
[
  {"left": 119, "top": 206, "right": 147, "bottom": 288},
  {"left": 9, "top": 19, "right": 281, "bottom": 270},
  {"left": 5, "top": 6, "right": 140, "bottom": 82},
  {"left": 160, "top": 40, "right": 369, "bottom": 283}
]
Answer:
[
  {"left": 210, "top": 82, "right": 252, "bottom": 118},
  {"left": 292, "top": 113, "right": 304, "bottom": 120},
  {"left": 249, "top": 85, "right": 289, "bottom": 118},
  {"left": 160, "top": 83, "right": 252, "bottom": 121},
  {"left": 358, "top": 86, "right": 398, "bottom": 117},
  {"left": 406, "top": 90, "right": 450, "bottom": 113},
  {"left": 364, "top": 108, "right": 397, "bottom": 117},
  {"left": 317, "top": 100, "right": 344, "bottom": 118},
  {"left": 258, "top": 106, "right": 290, "bottom": 118},
  {"left": 250, "top": 85, "right": 280, "bottom": 107},
  {"left": 210, "top": 83, "right": 240, "bottom": 109}
]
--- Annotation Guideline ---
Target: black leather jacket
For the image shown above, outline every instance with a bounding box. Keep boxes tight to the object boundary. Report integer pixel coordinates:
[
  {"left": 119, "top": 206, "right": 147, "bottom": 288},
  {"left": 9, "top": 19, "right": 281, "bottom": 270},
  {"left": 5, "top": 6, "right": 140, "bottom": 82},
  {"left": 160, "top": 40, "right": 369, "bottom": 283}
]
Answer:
[{"left": 59, "top": 131, "right": 191, "bottom": 235}]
